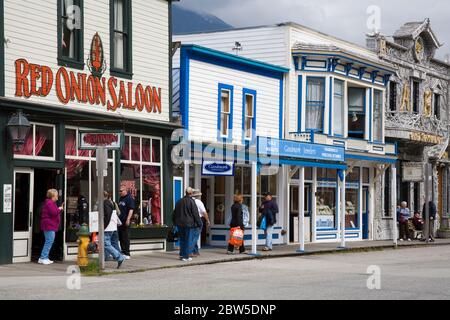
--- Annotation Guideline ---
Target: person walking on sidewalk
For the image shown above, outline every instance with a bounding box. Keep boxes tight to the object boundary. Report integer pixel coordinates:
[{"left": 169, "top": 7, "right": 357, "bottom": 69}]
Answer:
[
  {"left": 398, "top": 201, "right": 411, "bottom": 241},
  {"left": 259, "top": 192, "right": 279, "bottom": 251},
  {"left": 173, "top": 187, "right": 201, "bottom": 262},
  {"left": 227, "top": 194, "right": 246, "bottom": 254},
  {"left": 422, "top": 201, "right": 437, "bottom": 242},
  {"left": 118, "top": 188, "right": 135, "bottom": 260},
  {"left": 39, "top": 189, "right": 64, "bottom": 265},
  {"left": 191, "top": 189, "right": 208, "bottom": 257},
  {"left": 104, "top": 191, "right": 125, "bottom": 269}
]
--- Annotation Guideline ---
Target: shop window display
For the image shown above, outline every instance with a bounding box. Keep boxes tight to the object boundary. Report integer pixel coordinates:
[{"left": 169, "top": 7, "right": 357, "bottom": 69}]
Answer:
[
  {"left": 120, "top": 135, "right": 163, "bottom": 226},
  {"left": 214, "top": 176, "right": 226, "bottom": 225},
  {"left": 345, "top": 188, "right": 359, "bottom": 228},
  {"left": 316, "top": 169, "right": 337, "bottom": 229}
]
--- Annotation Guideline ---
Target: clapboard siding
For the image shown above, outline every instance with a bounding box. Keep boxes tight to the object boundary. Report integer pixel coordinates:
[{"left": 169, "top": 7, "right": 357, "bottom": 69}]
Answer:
[
  {"left": 175, "top": 26, "right": 289, "bottom": 68},
  {"left": 188, "top": 59, "right": 280, "bottom": 144},
  {"left": 4, "top": 0, "right": 170, "bottom": 123}
]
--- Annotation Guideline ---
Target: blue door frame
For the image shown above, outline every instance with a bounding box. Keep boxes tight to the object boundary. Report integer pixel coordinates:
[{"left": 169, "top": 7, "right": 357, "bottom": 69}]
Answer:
[{"left": 362, "top": 187, "right": 369, "bottom": 239}]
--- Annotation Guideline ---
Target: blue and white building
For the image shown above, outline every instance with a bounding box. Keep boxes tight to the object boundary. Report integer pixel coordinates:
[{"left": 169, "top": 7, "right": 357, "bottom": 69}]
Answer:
[{"left": 174, "top": 22, "right": 399, "bottom": 248}]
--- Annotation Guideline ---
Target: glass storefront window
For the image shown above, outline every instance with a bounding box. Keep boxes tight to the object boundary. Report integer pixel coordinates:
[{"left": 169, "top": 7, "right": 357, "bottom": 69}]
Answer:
[
  {"left": 363, "top": 168, "right": 370, "bottom": 184},
  {"left": 345, "top": 188, "right": 359, "bottom": 228},
  {"left": 316, "top": 168, "right": 337, "bottom": 229},
  {"left": 92, "top": 162, "right": 114, "bottom": 211},
  {"left": 347, "top": 167, "right": 360, "bottom": 182},
  {"left": 14, "top": 123, "right": 55, "bottom": 159},
  {"left": 120, "top": 134, "right": 163, "bottom": 225}
]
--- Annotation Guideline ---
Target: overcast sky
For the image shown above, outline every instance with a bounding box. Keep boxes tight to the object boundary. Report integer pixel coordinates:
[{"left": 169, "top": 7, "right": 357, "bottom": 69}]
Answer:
[{"left": 177, "top": 0, "right": 450, "bottom": 60}]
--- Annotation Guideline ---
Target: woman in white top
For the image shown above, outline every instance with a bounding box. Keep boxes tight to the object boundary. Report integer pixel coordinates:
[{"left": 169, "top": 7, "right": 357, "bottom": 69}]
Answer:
[{"left": 104, "top": 191, "right": 125, "bottom": 268}]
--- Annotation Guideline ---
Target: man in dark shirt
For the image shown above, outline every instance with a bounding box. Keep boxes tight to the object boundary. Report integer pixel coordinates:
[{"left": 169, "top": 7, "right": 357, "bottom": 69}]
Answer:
[
  {"left": 118, "top": 188, "right": 135, "bottom": 259},
  {"left": 173, "top": 187, "right": 201, "bottom": 261},
  {"left": 422, "top": 201, "right": 437, "bottom": 242},
  {"left": 259, "top": 192, "right": 279, "bottom": 251}
]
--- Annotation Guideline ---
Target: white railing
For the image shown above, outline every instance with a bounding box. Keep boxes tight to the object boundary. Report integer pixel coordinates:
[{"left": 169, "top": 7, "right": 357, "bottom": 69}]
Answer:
[{"left": 288, "top": 132, "right": 312, "bottom": 142}]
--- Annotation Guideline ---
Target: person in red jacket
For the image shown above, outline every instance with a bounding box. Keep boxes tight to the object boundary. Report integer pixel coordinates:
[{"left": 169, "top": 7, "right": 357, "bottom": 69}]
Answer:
[{"left": 39, "top": 189, "right": 63, "bottom": 265}]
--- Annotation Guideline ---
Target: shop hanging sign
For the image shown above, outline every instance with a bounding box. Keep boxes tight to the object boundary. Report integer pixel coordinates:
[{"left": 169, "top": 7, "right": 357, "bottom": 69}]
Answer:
[
  {"left": 79, "top": 131, "right": 124, "bottom": 150},
  {"left": 258, "top": 137, "right": 345, "bottom": 162},
  {"left": 202, "top": 161, "right": 235, "bottom": 176},
  {"left": 402, "top": 162, "right": 424, "bottom": 182}
]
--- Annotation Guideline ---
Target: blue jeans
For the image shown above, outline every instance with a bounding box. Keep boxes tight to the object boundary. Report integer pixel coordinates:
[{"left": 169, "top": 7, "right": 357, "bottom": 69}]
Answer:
[
  {"left": 190, "top": 221, "right": 203, "bottom": 254},
  {"left": 265, "top": 225, "right": 274, "bottom": 249},
  {"left": 178, "top": 226, "right": 193, "bottom": 259},
  {"left": 105, "top": 231, "right": 124, "bottom": 262},
  {"left": 105, "top": 231, "right": 121, "bottom": 260},
  {"left": 40, "top": 231, "right": 55, "bottom": 260}
]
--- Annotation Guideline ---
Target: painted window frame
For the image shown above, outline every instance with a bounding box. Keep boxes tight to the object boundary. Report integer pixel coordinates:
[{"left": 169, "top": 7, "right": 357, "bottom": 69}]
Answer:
[
  {"left": 217, "top": 83, "right": 234, "bottom": 142},
  {"left": 433, "top": 93, "right": 441, "bottom": 120},
  {"left": 305, "top": 76, "right": 326, "bottom": 133},
  {"left": 332, "top": 78, "right": 345, "bottom": 137},
  {"left": 110, "top": 0, "right": 133, "bottom": 79},
  {"left": 373, "top": 89, "right": 384, "bottom": 143},
  {"left": 242, "top": 88, "right": 257, "bottom": 144},
  {"left": 57, "top": 0, "right": 84, "bottom": 70},
  {"left": 389, "top": 81, "right": 397, "bottom": 111},
  {"left": 13, "top": 122, "right": 56, "bottom": 161},
  {"left": 347, "top": 87, "right": 366, "bottom": 139},
  {"left": 411, "top": 79, "right": 420, "bottom": 114}
]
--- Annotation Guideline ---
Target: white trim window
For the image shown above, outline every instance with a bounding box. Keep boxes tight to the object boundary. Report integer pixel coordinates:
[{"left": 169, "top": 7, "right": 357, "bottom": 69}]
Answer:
[
  {"left": 333, "top": 79, "right": 345, "bottom": 136},
  {"left": 305, "top": 77, "right": 325, "bottom": 132},
  {"left": 373, "top": 89, "right": 384, "bottom": 142},
  {"left": 120, "top": 134, "right": 163, "bottom": 225},
  {"left": 13, "top": 123, "right": 56, "bottom": 160},
  {"left": 220, "top": 89, "right": 231, "bottom": 137},
  {"left": 244, "top": 93, "right": 255, "bottom": 140}
]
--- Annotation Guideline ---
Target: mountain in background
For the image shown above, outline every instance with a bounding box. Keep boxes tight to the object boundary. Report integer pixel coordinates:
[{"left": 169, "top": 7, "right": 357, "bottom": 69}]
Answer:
[{"left": 172, "top": 5, "right": 233, "bottom": 34}]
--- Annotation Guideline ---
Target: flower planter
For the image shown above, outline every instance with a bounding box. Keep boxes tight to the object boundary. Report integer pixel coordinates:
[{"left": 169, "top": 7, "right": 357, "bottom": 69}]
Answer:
[{"left": 129, "top": 226, "right": 170, "bottom": 240}]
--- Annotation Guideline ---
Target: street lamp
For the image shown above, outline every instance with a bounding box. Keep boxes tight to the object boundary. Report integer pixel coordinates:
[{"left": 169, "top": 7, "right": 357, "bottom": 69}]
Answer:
[{"left": 6, "top": 110, "right": 31, "bottom": 152}]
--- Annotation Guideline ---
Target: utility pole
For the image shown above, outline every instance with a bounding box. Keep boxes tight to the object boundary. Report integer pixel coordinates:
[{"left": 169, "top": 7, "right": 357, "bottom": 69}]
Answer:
[{"left": 96, "top": 147, "right": 106, "bottom": 270}]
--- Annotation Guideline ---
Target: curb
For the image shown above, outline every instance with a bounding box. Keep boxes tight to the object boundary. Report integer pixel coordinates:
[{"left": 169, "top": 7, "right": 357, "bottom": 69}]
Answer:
[{"left": 89, "top": 241, "right": 450, "bottom": 277}]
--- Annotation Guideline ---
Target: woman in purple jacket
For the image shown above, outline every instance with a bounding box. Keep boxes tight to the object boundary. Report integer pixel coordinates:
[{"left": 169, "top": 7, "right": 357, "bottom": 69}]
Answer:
[{"left": 39, "top": 189, "right": 64, "bottom": 265}]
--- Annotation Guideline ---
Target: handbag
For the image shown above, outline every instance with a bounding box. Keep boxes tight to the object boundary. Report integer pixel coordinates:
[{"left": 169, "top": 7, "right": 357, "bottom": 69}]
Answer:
[
  {"left": 229, "top": 227, "right": 244, "bottom": 247},
  {"left": 259, "top": 216, "right": 267, "bottom": 231}
]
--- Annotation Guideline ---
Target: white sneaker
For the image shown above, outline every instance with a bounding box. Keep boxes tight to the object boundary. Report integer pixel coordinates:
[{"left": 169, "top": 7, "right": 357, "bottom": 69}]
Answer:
[
  {"left": 181, "top": 258, "right": 192, "bottom": 262},
  {"left": 399, "top": 239, "right": 404, "bottom": 242},
  {"left": 38, "top": 258, "right": 52, "bottom": 265},
  {"left": 124, "top": 255, "right": 131, "bottom": 260},
  {"left": 407, "top": 238, "right": 412, "bottom": 242}
]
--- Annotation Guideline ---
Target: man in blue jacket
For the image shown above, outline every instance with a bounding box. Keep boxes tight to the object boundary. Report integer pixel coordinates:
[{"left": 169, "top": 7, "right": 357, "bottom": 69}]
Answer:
[{"left": 259, "top": 192, "right": 279, "bottom": 251}]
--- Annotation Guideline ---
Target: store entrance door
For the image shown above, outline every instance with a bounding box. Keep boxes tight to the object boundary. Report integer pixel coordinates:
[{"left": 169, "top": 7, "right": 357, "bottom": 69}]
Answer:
[
  {"left": 13, "top": 169, "right": 34, "bottom": 263},
  {"left": 289, "top": 184, "right": 311, "bottom": 243},
  {"left": 31, "top": 169, "right": 62, "bottom": 261}
]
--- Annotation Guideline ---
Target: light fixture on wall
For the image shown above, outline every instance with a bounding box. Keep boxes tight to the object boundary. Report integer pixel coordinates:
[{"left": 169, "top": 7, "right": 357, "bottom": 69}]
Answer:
[
  {"left": 6, "top": 110, "right": 31, "bottom": 151},
  {"left": 232, "top": 41, "right": 242, "bottom": 55}
]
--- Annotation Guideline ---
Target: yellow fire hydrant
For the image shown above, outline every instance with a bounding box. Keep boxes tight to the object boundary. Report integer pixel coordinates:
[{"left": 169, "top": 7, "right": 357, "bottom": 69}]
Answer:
[{"left": 77, "top": 224, "right": 90, "bottom": 267}]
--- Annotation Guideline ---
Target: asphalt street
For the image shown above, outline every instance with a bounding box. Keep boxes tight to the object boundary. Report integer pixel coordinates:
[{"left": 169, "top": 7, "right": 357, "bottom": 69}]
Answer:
[{"left": 1, "top": 246, "right": 449, "bottom": 300}]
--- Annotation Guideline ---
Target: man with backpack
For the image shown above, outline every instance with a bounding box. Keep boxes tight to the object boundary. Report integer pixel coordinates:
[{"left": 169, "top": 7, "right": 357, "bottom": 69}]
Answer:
[{"left": 259, "top": 192, "right": 279, "bottom": 251}]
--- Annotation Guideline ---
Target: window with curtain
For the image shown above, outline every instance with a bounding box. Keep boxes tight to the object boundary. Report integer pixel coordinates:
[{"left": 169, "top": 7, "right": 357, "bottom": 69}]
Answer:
[
  {"left": 333, "top": 79, "right": 344, "bottom": 136},
  {"left": 220, "top": 89, "right": 231, "bottom": 137},
  {"left": 14, "top": 123, "right": 55, "bottom": 159},
  {"left": 373, "top": 89, "right": 383, "bottom": 142},
  {"left": 120, "top": 134, "right": 162, "bottom": 225},
  {"left": 305, "top": 78, "right": 325, "bottom": 132},
  {"left": 59, "top": 0, "right": 83, "bottom": 68},
  {"left": 244, "top": 93, "right": 255, "bottom": 140},
  {"left": 348, "top": 87, "right": 366, "bottom": 139},
  {"left": 111, "top": 0, "right": 132, "bottom": 77}
]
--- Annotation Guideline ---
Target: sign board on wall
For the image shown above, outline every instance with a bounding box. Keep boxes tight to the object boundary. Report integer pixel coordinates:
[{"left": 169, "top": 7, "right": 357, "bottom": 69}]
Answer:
[
  {"left": 3, "top": 184, "right": 12, "bottom": 213},
  {"left": 258, "top": 137, "right": 345, "bottom": 162},
  {"left": 402, "top": 162, "right": 424, "bottom": 182},
  {"left": 79, "top": 131, "right": 123, "bottom": 150},
  {"left": 202, "top": 161, "right": 235, "bottom": 176},
  {"left": 89, "top": 211, "right": 99, "bottom": 233}
]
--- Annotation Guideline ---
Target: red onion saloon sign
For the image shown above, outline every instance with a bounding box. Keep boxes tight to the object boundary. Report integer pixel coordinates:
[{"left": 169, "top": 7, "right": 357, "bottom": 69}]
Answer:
[{"left": 14, "top": 58, "right": 163, "bottom": 114}]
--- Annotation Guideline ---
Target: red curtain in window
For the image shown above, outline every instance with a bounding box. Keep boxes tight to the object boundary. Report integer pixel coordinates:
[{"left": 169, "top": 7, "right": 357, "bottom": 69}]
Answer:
[
  {"left": 65, "top": 133, "right": 89, "bottom": 179},
  {"left": 14, "top": 131, "right": 46, "bottom": 156},
  {"left": 142, "top": 142, "right": 161, "bottom": 224}
]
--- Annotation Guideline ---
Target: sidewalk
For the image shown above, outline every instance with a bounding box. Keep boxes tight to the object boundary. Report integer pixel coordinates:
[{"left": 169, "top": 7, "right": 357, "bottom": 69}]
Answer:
[{"left": 2, "top": 239, "right": 450, "bottom": 277}]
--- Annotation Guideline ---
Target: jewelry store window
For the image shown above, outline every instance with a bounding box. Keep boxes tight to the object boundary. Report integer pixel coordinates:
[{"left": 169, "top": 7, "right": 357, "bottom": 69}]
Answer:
[{"left": 316, "top": 168, "right": 337, "bottom": 229}]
